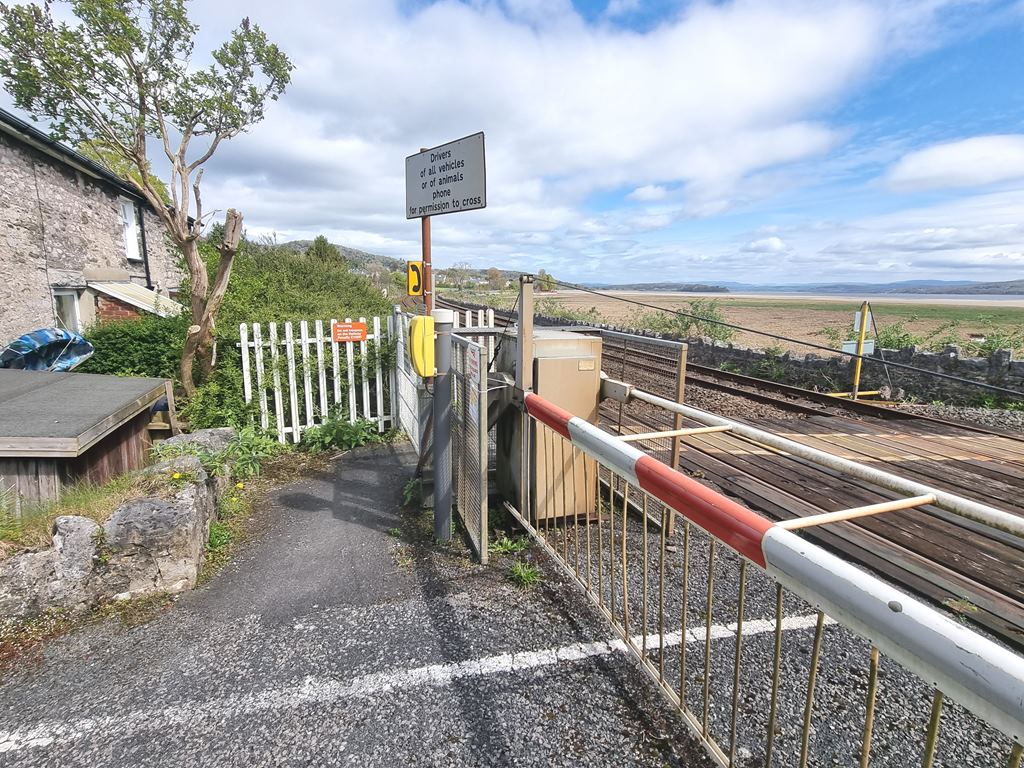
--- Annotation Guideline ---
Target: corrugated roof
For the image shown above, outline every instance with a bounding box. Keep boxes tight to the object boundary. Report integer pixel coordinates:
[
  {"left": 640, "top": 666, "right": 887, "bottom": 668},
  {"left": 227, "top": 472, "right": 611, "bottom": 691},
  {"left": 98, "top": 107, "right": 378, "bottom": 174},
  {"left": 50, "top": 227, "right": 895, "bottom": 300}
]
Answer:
[{"left": 89, "top": 282, "right": 183, "bottom": 317}]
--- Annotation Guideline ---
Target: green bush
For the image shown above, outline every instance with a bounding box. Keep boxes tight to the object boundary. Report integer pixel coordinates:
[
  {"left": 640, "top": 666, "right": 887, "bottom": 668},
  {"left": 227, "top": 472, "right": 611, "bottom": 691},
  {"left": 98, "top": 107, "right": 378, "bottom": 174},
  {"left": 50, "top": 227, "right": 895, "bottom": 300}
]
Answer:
[
  {"left": 874, "top": 321, "right": 922, "bottom": 350},
  {"left": 965, "top": 324, "right": 1024, "bottom": 357},
  {"left": 78, "top": 313, "right": 188, "bottom": 379},
  {"left": 625, "top": 299, "right": 735, "bottom": 344},
  {"left": 150, "top": 424, "right": 287, "bottom": 480},
  {"left": 192, "top": 237, "right": 391, "bottom": 329},
  {"left": 179, "top": 341, "right": 255, "bottom": 429},
  {"left": 535, "top": 299, "right": 603, "bottom": 324},
  {"left": 301, "top": 417, "right": 383, "bottom": 453}
]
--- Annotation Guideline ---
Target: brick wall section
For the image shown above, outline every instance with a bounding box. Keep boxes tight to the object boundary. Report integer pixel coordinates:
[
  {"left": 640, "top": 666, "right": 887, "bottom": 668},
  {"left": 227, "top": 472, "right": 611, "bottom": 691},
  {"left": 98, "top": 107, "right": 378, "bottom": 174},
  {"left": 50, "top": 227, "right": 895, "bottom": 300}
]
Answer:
[
  {"left": 95, "top": 294, "right": 142, "bottom": 324},
  {"left": 0, "top": 129, "right": 181, "bottom": 340}
]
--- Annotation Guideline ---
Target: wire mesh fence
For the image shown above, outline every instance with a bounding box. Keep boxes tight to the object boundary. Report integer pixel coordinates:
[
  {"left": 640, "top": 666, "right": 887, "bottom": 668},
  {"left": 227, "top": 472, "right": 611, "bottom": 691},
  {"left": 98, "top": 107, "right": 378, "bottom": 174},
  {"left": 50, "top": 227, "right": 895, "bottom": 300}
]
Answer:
[{"left": 452, "top": 333, "right": 489, "bottom": 562}]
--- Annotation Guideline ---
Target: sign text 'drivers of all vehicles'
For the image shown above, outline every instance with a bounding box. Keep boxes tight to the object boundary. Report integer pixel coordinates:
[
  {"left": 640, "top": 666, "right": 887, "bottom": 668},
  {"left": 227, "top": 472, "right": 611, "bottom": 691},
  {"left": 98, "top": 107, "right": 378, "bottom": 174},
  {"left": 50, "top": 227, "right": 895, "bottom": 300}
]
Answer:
[{"left": 405, "top": 132, "right": 486, "bottom": 219}]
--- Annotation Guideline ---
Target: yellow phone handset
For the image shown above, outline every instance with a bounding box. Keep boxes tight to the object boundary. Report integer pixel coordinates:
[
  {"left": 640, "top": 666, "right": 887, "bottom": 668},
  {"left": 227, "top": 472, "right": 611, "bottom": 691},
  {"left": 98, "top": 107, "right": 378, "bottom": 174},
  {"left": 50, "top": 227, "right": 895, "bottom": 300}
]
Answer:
[{"left": 409, "top": 316, "right": 435, "bottom": 377}]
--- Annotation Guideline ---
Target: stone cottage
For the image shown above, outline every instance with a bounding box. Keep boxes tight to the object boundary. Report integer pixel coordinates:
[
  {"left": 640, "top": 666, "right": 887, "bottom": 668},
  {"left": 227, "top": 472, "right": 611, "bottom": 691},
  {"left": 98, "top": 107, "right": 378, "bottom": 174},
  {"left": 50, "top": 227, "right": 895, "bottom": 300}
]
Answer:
[{"left": 0, "top": 107, "right": 183, "bottom": 343}]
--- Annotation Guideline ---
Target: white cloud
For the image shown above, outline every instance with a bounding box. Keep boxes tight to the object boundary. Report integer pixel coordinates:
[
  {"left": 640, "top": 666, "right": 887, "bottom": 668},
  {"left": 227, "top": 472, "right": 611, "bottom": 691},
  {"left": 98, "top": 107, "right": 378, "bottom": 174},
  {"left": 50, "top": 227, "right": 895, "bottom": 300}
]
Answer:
[
  {"left": 627, "top": 184, "right": 668, "bottom": 202},
  {"left": 16, "top": 0, "right": 999, "bottom": 282},
  {"left": 605, "top": 0, "right": 641, "bottom": 18},
  {"left": 184, "top": 0, "right": 895, "bottom": 263},
  {"left": 887, "top": 135, "right": 1024, "bottom": 191},
  {"left": 743, "top": 236, "right": 787, "bottom": 253}
]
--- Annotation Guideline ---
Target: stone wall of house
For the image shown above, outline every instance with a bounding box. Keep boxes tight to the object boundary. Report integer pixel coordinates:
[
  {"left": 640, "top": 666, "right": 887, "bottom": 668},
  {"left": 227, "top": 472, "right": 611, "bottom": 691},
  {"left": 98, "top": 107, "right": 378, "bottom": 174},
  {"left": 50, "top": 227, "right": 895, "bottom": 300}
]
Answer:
[
  {"left": 0, "top": 130, "right": 181, "bottom": 341},
  {"left": 141, "top": 210, "right": 181, "bottom": 295}
]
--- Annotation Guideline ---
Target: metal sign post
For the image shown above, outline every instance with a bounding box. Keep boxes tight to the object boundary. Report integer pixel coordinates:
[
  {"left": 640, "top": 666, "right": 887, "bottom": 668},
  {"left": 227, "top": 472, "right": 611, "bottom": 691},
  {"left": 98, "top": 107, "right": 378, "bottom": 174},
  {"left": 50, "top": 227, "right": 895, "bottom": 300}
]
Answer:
[
  {"left": 405, "top": 132, "right": 487, "bottom": 314},
  {"left": 404, "top": 132, "right": 487, "bottom": 538},
  {"left": 422, "top": 211, "right": 432, "bottom": 312},
  {"left": 516, "top": 275, "right": 534, "bottom": 521}
]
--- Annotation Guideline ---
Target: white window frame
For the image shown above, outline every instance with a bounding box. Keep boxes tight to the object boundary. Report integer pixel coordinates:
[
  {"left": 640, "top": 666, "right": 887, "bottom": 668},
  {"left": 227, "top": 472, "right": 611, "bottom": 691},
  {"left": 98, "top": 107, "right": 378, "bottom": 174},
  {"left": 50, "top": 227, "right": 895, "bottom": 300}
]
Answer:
[
  {"left": 119, "top": 197, "right": 143, "bottom": 262},
  {"left": 52, "top": 289, "right": 81, "bottom": 333}
]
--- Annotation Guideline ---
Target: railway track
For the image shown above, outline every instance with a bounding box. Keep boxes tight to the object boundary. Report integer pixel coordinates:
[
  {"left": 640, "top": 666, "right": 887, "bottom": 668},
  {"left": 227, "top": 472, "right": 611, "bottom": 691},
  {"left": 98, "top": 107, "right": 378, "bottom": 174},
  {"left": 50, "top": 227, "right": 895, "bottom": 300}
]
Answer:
[
  {"left": 439, "top": 296, "right": 1024, "bottom": 645},
  {"left": 442, "top": 295, "right": 1022, "bottom": 437}
]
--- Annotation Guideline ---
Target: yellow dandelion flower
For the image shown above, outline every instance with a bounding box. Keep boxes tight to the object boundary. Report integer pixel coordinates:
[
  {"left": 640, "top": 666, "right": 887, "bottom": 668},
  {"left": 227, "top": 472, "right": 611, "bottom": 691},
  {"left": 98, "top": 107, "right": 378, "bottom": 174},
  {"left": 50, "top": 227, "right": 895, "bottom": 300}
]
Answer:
[
  {"left": 235, "top": 482, "right": 244, "bottom": 490},
  {"left": 172, "top": 472, "right": 182, "bottom": 480}
]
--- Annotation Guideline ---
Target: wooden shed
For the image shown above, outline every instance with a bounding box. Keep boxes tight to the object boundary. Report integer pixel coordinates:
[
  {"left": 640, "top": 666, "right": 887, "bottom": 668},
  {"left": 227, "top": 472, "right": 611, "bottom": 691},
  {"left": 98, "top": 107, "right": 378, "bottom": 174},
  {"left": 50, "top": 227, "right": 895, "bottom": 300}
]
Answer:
[{"left": 0, "top": 369, "right": 171, "bottom": 515}]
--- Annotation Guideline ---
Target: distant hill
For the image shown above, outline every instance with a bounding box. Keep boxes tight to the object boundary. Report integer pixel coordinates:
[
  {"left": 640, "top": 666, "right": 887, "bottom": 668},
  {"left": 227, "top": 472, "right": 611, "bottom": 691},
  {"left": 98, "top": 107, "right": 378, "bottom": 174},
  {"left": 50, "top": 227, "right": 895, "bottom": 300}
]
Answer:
[
  {"left": 902, "top": 279, "right": 1024, "bottom": 295},
  {"left": 586, "top": 282, "right": 729, "bottom": 293},
  {"left": 715, "top": 279, "right": 978, "bottom": 294},
  {"left": 280, "top": 240, "right": 404, "bottom": 272}
]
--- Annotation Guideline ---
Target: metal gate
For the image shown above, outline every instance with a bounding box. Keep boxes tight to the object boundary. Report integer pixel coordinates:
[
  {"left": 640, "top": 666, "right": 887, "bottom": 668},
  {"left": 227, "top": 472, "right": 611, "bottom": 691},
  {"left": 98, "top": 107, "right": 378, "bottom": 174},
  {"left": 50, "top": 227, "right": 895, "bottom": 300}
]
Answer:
[
  {"left": 514, "top": 390, "right": 1024, "bottom": 767},
  {"left": 392, "top": 310, "right": 424, "bottom": 449},
  {"left": 451, "top": 334, "right": 488, "bottom": 562}
]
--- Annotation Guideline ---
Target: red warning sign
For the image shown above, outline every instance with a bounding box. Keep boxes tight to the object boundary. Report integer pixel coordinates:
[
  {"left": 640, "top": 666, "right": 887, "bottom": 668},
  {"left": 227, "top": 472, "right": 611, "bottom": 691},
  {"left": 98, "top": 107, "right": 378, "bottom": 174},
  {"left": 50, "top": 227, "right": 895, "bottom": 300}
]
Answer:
[{"left": 331, "top": 321, "right": 368, "bottom": 343}]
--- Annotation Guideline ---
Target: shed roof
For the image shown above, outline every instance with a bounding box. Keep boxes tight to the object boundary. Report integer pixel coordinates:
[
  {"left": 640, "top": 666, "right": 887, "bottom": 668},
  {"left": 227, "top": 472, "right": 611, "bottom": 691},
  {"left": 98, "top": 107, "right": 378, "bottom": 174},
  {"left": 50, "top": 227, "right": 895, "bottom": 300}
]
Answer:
[{"left": 0, "top": 370, "right": 166, "bottom": 457}]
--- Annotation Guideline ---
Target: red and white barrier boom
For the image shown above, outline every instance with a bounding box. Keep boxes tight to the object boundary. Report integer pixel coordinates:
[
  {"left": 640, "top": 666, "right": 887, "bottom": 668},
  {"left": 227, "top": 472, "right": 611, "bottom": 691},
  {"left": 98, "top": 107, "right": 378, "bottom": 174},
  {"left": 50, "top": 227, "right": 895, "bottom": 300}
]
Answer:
[{"left": 524, "top": 391, "right": 1024, "bottom": 742}]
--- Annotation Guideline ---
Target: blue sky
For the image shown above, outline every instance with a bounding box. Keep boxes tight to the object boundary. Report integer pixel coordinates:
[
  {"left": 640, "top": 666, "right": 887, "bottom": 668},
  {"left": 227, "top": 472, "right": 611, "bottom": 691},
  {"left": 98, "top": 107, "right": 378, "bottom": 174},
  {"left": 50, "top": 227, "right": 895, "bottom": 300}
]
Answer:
[{"left": 5, "top": 0, "right": 1024, "bottom": 285}]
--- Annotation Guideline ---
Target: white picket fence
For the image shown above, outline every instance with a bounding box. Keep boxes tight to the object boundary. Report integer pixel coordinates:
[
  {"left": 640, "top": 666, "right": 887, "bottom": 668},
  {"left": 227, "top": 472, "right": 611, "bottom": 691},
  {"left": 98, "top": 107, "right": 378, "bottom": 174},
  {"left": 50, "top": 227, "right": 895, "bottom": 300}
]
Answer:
[
  {"left": 452, "top": 307, "right": 496, "bottom": 363},
  {"left": 238, "top": 317, "right": 393, "bottom": 443}
]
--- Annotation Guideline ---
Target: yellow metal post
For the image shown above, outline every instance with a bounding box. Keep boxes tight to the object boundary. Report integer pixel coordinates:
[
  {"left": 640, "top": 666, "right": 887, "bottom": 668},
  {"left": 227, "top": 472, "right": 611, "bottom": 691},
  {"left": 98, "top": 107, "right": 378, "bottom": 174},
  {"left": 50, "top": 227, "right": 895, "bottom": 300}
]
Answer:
[{"left": 851, "top": 301, "right": 870, "bottom": 401}]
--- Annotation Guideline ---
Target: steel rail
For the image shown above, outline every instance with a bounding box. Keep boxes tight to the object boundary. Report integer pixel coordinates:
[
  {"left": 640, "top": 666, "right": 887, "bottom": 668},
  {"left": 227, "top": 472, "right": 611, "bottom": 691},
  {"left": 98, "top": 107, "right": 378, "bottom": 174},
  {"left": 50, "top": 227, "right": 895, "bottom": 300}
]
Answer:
[{"left": 626, "top": 383, "right": 1024, "bottom": 539}]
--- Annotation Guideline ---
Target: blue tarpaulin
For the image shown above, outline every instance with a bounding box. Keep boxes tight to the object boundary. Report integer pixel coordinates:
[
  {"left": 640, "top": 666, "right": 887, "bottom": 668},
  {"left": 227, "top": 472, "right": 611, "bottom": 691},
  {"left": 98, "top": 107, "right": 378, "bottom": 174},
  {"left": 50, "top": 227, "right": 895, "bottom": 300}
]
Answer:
[{"left": 0, "top": 328, "right": 94, "bottom": 372}]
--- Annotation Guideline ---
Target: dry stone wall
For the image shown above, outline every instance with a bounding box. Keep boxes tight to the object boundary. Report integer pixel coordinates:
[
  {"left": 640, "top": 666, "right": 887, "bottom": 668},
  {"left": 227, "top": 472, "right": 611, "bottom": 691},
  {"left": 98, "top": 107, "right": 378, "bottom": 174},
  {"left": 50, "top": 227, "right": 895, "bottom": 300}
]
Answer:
[
  {"left": 0, "top": 430, "right": 232, "bottom": 620},
  {"left": 486, "top": 302, "right": 1023, "bottom": 405}
]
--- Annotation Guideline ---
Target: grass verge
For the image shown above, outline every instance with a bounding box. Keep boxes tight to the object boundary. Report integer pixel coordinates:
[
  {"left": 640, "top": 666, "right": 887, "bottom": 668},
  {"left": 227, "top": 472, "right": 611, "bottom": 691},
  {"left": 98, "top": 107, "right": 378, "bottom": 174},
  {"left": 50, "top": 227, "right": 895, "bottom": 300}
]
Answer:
[{"left": 1, "top": 472, "right": 181, "bottom": 555}]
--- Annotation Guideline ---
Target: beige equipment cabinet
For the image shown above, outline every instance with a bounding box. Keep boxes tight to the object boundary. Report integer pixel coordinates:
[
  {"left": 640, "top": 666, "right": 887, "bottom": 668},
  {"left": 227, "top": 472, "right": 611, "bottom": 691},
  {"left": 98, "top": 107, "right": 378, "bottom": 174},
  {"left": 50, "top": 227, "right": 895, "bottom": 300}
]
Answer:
[{"left": 495, "top": 329, "right": 602, "bottom": 524}]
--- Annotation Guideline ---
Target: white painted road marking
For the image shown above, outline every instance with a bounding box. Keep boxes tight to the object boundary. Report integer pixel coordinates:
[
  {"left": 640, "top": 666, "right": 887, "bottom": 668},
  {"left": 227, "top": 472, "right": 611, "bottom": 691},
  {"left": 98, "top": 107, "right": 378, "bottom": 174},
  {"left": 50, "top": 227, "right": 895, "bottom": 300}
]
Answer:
[{"left": 0, "top": 612, "right": 832, "bottom": 754}]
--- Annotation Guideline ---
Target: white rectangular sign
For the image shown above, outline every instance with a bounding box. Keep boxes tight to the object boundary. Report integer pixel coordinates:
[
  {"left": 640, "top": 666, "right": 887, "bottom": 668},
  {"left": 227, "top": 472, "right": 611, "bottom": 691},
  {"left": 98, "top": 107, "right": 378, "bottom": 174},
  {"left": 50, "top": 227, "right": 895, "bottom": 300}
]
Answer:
[
  {"left": 842, "top": 339, "right": 875, "bottom": 355},
  {"left": 405, "top": 132, "right": 486, "bottom": 219}
]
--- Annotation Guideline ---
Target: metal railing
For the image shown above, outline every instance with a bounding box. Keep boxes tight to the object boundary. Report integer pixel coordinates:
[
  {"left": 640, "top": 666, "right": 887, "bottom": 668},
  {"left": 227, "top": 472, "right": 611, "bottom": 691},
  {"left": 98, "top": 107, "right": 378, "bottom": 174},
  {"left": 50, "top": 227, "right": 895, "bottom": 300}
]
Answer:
[{"left": 510, "top": 391, "right": 1024, "bottom": 767}]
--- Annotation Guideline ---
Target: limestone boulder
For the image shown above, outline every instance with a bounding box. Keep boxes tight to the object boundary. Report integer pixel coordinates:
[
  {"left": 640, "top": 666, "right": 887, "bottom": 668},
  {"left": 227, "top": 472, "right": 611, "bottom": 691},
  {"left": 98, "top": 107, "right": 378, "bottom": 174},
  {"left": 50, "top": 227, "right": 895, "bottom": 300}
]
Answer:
[
  {"left": 162, "top": 427, "right": 236, "bottom": 455},
  {"left": 101, "top": 478, "right": 215, "bottom": 599},
  {"left": 0, "top": 516, "right": 100, "bottom": 618}
]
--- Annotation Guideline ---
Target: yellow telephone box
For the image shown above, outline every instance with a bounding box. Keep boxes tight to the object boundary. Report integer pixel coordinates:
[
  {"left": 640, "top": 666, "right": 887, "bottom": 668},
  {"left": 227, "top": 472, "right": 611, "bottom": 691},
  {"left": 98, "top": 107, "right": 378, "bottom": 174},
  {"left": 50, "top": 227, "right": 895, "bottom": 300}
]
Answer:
[{"left": 409, "top": 316, "right": 435, "bottom": 377}]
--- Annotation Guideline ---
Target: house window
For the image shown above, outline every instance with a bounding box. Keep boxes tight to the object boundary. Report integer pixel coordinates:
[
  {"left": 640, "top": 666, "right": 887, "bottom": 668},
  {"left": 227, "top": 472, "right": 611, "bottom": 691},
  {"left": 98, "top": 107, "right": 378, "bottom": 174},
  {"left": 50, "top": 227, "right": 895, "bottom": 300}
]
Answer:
[
  {"left": 119, "top": 197, "right": 142, "bottom": 262},
  {"left": 53, "top": 289, "right": 81, "bottom": 332}
]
